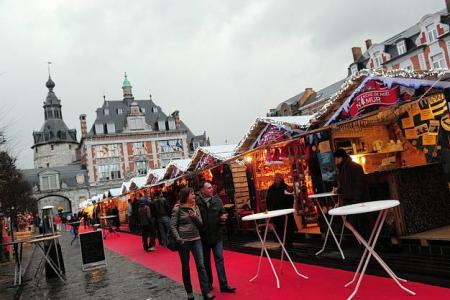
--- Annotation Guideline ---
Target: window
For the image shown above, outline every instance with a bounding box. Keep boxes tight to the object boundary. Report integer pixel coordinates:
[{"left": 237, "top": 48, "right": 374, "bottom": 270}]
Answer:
[
  {"left": 97, "top": 163, "right": 121, "bottom": 181},
  {"left": 128, "top": 117, "right": 145, "bottom": 130},
  {"left": 418, "top": 53, "right": 426, "bottom": 70},
  {"left": 397, "top": 41, "right": 406, "bottom": 55},
  {"left": 168, "top": 119, "right": 176, "bottom": 130},
  {"left": 426, "top": 24, "right": 438, "bottom": 43},
  {"left": 117, "top": 108, "right": 123, "bottom": 115},
  {"left": 133, "top": 142, "right": 146, "bottom": 155},
  {"left": 159, "top": 139, "right": 183, "bottom": 153},
  {"left": 104, "top": 108, "right": 109, "bottom": 116},
  {"left": 350, "top": 65, "right": 358, "bottom": 76},
  {"left": 35, "top": 148, "right": 38, "bottom": 153},
  {"left": 152, "top": 107, "right": 158, "bottom": 113},
  {"left": 136, "top": 161, "right": 148, "bottom": 175},
  {"left": 431, "top": 53, "right": 446, "bottom": 69},
  {"left": 106, "top": 123, "right": 116, "bottom": 134},
  {"left": 95, "top": 123, "right": 104, "bottom": 134},
  {"left": 69, "top": 145, "right": 72, "bottom": 150},
  {"left": 51, "top": 145, "right": 54, "bottom": 150},
  {"left": 95, "top": 144, "right": 120, "bottom": 158},
  {"left": 40, "top": 174, "right": 59, "bottom": 191},
  {"left": 373, "top": 51, "right": 382, "bottom": 68},
  {"left": 141, "top": 107, "right": 146, "bottom": 114}
]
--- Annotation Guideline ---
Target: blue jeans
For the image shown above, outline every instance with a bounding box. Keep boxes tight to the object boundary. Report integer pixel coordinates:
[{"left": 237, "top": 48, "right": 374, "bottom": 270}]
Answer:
[
  {"left": 178, "top": 239, "right": 210, "bottom": 296},
  {"left": 203, "top": 240, "right": 228, "bottom": 289},
  {"left": 158, "top": 216, "right": 171, "bottom": 246}
]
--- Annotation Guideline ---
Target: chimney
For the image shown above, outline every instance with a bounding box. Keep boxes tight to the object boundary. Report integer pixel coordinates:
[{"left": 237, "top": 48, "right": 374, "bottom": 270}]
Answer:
[
  {"left": 365, "top": 39, "right": 372, "bottom": 50},
  {"left": 351, "top": 47, "right": 363, "bottom": 62},
  {"left": 79, "top": 114, "right": 88, "bottom": 138},
  {"left": 299, "top": 88, "right": 315, "bottom": 107},
  {"left": 447, "top": 0, "right": 450, "bottom": 13},
  {"left": 171, "top": 110, "right": 181, "bottom": 129}
]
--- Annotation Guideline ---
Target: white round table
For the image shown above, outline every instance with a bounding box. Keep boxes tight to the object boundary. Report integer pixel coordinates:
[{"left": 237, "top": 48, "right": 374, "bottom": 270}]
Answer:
[
  {"left": 308, "top": 192, "right": 345, "bottom": 259},
  {"left": 242, "top": 208, "right": 308, "bottom": 288},
  {"left": 329, "top": 200, "right": 415, "bottom": 300}
]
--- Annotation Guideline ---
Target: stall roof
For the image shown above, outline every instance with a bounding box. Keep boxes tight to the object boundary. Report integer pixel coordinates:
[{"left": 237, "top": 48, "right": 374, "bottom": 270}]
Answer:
[
  {"left": 235, "top": 116, "right": 312, "bottom": 154},
  {"left": 146, "top": 168, "right": 167, "bottom": 185},
  {"left": 187, "top": 144, "right": 237, "bottom": 171},
  {"left": 310, "top": 69, "right": 450, "bottom": 129},
  {"left": 164, "top": 159, "right": 192, "bottom": 179},
  {"left": 131, "top": 176, "right": 148, "bottom": 188},
  {"left": 108, "top": 187, "right": 122, "bottom": 197}
]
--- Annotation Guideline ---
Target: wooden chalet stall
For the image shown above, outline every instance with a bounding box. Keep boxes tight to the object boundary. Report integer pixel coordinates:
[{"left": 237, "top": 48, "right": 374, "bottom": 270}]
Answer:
[
  {"left": 186, "top": 144, "right": 251, "bottom": 209},
  {"left": 235, "top": 116, "right": 318, "bottom": 232},
  {"left": 309, "top": 70, "right": 450, "bottom": 238}
]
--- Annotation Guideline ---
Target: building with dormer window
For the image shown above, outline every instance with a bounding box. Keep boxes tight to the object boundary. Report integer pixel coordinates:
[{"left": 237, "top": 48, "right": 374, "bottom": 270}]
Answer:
[
  {"left": 79, "top": 74, "right": 209, "bottom": 186},
  {"left": 348, "top": 5, "right": 450, "bottom": 74}
]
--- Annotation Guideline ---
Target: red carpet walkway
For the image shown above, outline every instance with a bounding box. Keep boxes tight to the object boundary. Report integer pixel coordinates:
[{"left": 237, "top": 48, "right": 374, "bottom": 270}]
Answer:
[{"left": 99, "top": 230, "right": 450, "bottom": 300}]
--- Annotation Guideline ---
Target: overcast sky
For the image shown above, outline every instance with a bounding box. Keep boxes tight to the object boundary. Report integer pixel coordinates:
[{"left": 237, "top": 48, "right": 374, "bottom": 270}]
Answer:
[{"left": 0, "top": 0, "right": 445, "bottom": 169}]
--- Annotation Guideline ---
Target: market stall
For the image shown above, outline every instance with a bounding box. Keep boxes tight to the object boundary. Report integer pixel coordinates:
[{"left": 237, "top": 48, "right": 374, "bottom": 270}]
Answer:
[
  {"left": 235, "top": 116, "right": 316, "bottom": 232},
  {"left": 309, "top": 70, "right": 450, "bottom": 236}
]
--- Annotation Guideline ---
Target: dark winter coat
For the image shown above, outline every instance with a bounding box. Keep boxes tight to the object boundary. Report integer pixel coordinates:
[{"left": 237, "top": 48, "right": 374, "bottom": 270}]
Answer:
[
  {"left": 195, "top": 194, "right": 226, "bottom": 245},
  {"left": 336, "top": 157, "right": 368, "bottom": 203},
  {"left": 266, "top": 181, "right": 293, "bottom": 211}
]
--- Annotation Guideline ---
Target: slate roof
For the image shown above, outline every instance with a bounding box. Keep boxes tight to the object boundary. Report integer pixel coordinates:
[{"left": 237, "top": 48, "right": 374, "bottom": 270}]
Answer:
[
  {"left": 32, "top": 77, "right": 78, "bottom": 147},
  {"left": 89, "top": 98, "right": 203, "bottom": 146},
  {"left": 21, "top": 163, "right": 89, "bottom": 190},
  {"left": 270, "top": 79, "right": 346, "bottom": 116}
]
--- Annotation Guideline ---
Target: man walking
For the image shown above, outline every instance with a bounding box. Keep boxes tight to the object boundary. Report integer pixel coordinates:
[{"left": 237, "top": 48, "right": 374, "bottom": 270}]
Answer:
[
  {"left": 196, "top": 181, "right": 236, "bottom": 294},
  {"left": 153, "top": 191, "right": 171, "bottom": 246},
  {"left": 138, "top": 199, "right": 155, "bottom": 251}
]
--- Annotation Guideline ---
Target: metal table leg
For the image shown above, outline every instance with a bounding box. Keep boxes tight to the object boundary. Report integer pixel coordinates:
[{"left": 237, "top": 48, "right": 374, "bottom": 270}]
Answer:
[
  {"left": 344, "top": 210, "right": 415, "bottom": 300},
  {"left": 249, "top": 218, "right": 280, "bottom": 288},
  {"left": 314, "top": 198, "right": 345, "bottom": 259}
]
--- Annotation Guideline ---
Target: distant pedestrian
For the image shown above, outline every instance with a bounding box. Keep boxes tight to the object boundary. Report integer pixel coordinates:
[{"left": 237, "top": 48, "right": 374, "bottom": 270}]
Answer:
[
  {"left": 111, "top": 205, "right": 120, "bottom": 229},
  {"left": 171, "top": 187, "right": 215, "bottom": 300},
  {"left": 154, "top": 191, "right": 171, "bottom": 246},
  {"left": 138, "top": 199, "right": 155, "bottom": 251}
]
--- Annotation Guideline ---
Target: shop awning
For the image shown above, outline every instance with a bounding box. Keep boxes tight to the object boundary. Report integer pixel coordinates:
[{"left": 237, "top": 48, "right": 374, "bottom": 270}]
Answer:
[{"left": 235, "top": 116, "right": 312, "bottom": 154}]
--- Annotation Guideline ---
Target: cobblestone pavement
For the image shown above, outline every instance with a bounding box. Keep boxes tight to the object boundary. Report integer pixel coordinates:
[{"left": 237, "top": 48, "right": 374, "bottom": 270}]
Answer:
[{"left": 15, "top": 231, "right": 194, "bottom": 300}]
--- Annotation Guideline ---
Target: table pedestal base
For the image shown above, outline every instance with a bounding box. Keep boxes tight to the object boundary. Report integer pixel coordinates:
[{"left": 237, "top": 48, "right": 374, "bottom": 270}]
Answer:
[
  {"left": 344, "top": 210, "right": 415, "bottom": 300},
  {"left": 250, "top": 215, "right": 308, "bottom": 288}
]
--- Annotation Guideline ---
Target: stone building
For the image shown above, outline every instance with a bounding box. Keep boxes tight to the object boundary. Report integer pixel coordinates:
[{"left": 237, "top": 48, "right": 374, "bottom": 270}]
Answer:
[
  {"left": 348, "top": 6, "right": 450, "bottom": 75},
  {"left": 23, "top": 75, "right": 89, "bottom": 213},
  {"left": 31, "top": 76, "right": 78, "bottom": 168},
  {"left": 269, "top": 3, "right": 450, "bottom": 118},
  {"left": 80, "top": 74, "right": 209, "bottom": 187}
]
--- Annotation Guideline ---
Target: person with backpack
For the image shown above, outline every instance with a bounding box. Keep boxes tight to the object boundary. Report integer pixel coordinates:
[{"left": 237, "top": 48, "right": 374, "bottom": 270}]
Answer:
[
  {"left": 170, "top": 187, "right": 215, "bottom": 300},
  {"left": 153, "top": 191, "right": 171, "bottom": 246}
]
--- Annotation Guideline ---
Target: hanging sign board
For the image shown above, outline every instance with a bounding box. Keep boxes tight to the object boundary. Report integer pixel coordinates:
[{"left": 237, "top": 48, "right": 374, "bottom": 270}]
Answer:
[
  {"left": 348, "top": 87, "right": 399, "bottom": 116},
  {"left": 80, "top": 230, "right": 107, "bottom": 271}
]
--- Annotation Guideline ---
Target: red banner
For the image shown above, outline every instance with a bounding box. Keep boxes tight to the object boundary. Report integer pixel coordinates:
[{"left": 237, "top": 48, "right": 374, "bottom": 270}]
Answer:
[{"left": 349, "top": 87, "right": 399, "bottom": 116}]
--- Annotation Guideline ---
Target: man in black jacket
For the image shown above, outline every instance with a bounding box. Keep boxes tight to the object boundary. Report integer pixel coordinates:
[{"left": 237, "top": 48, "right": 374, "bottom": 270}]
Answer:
[
  {"left": 266, "top": 173, "right": 296, "bottom": 247},
  {"left": 333, "top": 148, "right": 368, "bottom": 204},
  {"left": 333, "top": 148, "right": 370, "bottom": 238},
  {"left": 196, "top": 181, "right": 236, "bottom": 294},
  {"left": 153, "top": 191, "right": 171, "bottom": 246}
]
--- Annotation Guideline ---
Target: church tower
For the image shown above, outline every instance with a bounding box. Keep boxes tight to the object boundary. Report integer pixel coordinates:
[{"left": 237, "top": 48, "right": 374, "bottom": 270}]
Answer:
[{"left": 32, "top": 75, "right": 79, "bottom": 168}]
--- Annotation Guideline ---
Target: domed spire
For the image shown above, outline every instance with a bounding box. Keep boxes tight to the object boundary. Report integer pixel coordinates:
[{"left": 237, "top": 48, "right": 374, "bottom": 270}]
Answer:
[
  {"left": 46, "top": 75, "right": 55, "bottom": 91},
  {"left": 123, "top": 72, "right": 131, "bottom": 87},
  {"left": 122, "top": 72, "right": 134, "bottom": 100}
]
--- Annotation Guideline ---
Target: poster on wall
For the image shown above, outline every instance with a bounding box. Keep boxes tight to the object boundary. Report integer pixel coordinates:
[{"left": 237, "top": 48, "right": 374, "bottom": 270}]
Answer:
[{"left": 317, "top": 152, "right": 336, "bottom": 182}]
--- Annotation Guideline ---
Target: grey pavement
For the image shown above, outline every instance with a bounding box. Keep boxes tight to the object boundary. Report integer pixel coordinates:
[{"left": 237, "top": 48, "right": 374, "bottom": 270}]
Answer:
[{"left": 12, "top": 231, "right": 194, "bottom": 300}]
